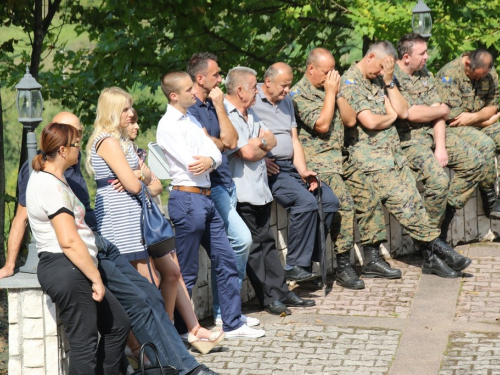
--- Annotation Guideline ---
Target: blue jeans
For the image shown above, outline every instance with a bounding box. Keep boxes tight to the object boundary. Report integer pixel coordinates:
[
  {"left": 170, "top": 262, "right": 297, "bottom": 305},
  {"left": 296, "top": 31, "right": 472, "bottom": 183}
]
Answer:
[
  {"left": 95, "top": 235, "right": 199, "bottom": 375},
  {"left": 210, "top": 184, "right": 252, "bottom": 319}
]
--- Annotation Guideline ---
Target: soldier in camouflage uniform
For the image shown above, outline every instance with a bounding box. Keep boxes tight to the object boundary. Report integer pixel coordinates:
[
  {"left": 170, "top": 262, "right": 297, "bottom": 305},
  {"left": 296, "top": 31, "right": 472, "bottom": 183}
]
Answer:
[
  {"left": 436, "top": 49, "right": 500, "bottom": 219},
  {"left": 342, "top": 41, "right": 471, "bottom": 278},
  {"left": 393, "top": 33, "right": 483, "bottom": 241},
  {"left": 291, "top": 47, "right": 399, "bottom": 289}
]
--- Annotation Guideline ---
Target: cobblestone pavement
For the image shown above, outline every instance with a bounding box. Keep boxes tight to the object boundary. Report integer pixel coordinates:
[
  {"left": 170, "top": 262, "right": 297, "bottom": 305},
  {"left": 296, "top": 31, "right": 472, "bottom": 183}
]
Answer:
[{"left": 193, "top": 243, "right": 500, "bottom": 375}]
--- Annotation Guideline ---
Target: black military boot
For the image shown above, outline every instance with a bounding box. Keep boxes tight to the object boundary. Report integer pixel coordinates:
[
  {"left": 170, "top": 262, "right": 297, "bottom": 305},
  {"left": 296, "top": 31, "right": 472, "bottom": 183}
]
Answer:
[
  {"left": 426, "top": 238, "right": 471, "bottom": 272},
  {"left": 422, "top": 249, "right": 459, "bottom": 278},
  {"left": 439, "top": 204, "right": 457, "bottom": 241},
  {"left": 479, "top": 188, "right": 500, "bottom": 219},
  {"left": 361, "top": 245, "right": 402, "bottom": 279},
  {"left": 335, "top": 252, "right": 365, "bottom": 289}
]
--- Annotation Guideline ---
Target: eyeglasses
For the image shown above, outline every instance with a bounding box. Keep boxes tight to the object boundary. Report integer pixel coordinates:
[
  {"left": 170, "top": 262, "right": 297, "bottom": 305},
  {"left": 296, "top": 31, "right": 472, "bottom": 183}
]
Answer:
[{"left": 70, "top": 142, "right": 80, "bottom": 148}]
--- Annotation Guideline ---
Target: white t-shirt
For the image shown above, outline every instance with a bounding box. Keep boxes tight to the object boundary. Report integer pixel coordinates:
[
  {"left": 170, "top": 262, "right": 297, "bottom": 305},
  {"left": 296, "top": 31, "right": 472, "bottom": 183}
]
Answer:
[{"left": 26, "top": 171, "right": 98, "bottom": 267}]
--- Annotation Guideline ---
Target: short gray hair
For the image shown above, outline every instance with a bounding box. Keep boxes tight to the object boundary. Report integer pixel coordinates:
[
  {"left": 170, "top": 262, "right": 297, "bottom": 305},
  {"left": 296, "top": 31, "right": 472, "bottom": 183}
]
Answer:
[
  {"left": 366, "top": 41, "right": 397, "bottom": 59},
  {"left": 225, "top": 66, "right": 257, "bottom": 95}
]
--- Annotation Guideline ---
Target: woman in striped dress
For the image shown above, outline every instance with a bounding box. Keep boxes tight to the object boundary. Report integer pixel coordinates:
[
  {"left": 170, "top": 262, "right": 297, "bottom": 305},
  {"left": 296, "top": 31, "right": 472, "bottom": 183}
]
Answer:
[{"left": 86, "top": 87, "right": 158, "bottom": 283}]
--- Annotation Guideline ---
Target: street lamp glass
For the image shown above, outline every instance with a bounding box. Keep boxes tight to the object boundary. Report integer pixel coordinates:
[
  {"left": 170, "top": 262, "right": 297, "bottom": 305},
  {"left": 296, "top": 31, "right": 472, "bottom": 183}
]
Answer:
[
  {"left": 412, "top": 12, "right": 432, "bottom": 36},
  {"left": 31, "top": 90, "right": 43, "bottom": 118}
]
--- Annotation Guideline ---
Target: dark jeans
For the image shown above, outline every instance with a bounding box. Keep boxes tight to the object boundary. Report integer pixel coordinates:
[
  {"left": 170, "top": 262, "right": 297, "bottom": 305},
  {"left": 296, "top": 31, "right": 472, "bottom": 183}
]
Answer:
[
  {"left": 168, "top": 190, "right": 243, "bottom": 333},
  {"left": 95, "top": 235, "right": 199, "bottom": 375},
  {"left": 236, "top": 202, "right": 291, "bottom": 307},
  {"left": 37, "top": 252, "right": 129, "bottom": 375},
  {"left": 268, "top": 160, "right": 339, "bottom": 267}
]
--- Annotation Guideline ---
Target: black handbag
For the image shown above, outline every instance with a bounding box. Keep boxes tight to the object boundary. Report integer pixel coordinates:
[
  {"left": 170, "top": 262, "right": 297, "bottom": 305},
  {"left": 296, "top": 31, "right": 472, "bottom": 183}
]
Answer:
[
  {"left": 131, "top": 342, "right": 179, "bottom": 375},
  {"left": 139, "top": 182, "right": 176, "bottom": 257}
]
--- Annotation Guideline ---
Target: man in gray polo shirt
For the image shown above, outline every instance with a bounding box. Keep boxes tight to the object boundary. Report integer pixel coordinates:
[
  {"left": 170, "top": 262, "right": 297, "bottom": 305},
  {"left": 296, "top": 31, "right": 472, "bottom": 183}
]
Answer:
[
  {"left": 251, "top": 62, "right": 339, "bottom": 284},
  {"left": 225, "top": 66, "right": 315, "bottom": 316}
]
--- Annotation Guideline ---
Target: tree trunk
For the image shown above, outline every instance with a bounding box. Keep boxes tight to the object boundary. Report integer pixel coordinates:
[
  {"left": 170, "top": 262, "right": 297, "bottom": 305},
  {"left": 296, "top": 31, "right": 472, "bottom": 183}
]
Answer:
[{"left": 0, "top": 87, "right": 5, "bottom": 260}]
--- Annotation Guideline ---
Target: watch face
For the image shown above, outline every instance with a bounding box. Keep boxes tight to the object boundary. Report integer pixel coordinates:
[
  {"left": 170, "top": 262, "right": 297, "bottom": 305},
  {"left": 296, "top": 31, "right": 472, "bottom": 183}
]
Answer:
[{"left": 388, "top": 82, "right": 395, "bottom": 89}]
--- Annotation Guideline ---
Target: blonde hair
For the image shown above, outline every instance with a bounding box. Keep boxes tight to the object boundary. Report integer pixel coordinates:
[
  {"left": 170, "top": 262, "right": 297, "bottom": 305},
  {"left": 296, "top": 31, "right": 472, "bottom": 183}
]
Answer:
[{"left": 86, "top": 87, "right": 134, "bottom": 175}]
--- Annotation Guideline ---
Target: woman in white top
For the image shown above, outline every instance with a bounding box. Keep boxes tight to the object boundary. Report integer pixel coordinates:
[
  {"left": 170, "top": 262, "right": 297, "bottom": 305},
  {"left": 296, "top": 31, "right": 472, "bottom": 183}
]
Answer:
[{"left": 28, "top": 122, "right": 129, "bottom": 374}]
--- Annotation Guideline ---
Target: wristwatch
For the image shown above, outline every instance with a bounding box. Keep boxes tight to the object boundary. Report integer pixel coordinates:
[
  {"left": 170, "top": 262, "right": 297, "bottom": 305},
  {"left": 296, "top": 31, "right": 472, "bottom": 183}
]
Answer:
[
  {"left": 209, "top": 157, "right": 216, "bottom": 170},
  {"left": 385, "top": 81, "right": 396, "bottom": 89},
  {"left": 260, "top": 138, "right": 268, "bottom": 149},
  {"left": 336, "top": 91, "right": 344, "bottom": 99}
]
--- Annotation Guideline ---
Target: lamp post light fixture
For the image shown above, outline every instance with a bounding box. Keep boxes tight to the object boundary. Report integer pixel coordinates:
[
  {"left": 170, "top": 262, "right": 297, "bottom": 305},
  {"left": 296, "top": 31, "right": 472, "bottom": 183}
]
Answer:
[
  {"left": 412, "top": 0, "right": 432, "bottom": 40},
  {"left": 15, "top": 65, "right": 44, "bottom": 274}
]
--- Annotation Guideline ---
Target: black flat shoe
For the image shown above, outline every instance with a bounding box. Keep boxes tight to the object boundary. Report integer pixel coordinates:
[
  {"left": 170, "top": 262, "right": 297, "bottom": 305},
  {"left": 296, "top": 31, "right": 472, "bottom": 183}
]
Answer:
[
  {"left": 281, "top": 292, "right": 316, "bottom": 307},
  {"left": 285, "top": 266, "right": 317, "bottom": 282},
  {"left": 264, "top": 300, "right": 292, "bottom": 315}
]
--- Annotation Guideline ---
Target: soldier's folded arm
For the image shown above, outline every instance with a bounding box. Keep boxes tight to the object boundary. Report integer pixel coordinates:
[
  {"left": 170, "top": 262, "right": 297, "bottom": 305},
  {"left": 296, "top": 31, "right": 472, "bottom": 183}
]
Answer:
[
  {"left": 464, "top": 106, "right": 498, "bottom": 128},
  {"left": 407, "top": 103, "right": 450, "bottom": 123},
  {"left": 337, "top": 97, "right": 357, "bottom": 128},
  {"left": 357, "top": 109, "right": 396, "bottom": 130}
]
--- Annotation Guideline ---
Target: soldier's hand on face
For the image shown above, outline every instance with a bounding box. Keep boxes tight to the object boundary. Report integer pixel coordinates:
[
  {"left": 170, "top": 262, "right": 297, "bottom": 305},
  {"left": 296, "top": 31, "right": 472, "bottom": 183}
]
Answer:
[
  {"left": 324, "top": 70, "right": 340, "bottom": 95},
  {"left": 383, "top": 56, "right": 395, "bottom": 84},
  {"left": 208, "top": 86, "right": 224, "bottom": 106},
  {"left": 434, "top": 147, "right": 449, "bottom": 167},
  {"left": 265, "top": 158, "right": 280, "bottom": 176}
]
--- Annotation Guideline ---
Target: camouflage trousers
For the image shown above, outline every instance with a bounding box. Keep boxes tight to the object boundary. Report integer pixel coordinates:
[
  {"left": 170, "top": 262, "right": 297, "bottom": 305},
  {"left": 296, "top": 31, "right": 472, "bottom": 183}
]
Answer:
[
  {"left": 402, "top": 132, "right": 483, "bottom": 228},
  {"left": 320, "top": 172, "right": 356, "bottom": 254},
  {"left": 448, "top": 124, "right": 499, "bottom": 190},
  {"left": 349, "top": 164, "right": 440, "bottom": 244}
]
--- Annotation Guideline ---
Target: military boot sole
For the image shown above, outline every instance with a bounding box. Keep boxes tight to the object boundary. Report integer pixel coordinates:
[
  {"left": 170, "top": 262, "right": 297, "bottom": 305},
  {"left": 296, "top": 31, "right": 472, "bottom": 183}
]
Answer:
[
  {"left": 422, "top": 264, "right": 459, "bottom": 278},
  {"left": 489, "top": 210, "right": 500, "bottom": 220},
  {"left": 361, "top": 270, "right": 402, "bottom": 279},
  {"left": 335, "top": 276, "right": 365, "bottom": 290}
]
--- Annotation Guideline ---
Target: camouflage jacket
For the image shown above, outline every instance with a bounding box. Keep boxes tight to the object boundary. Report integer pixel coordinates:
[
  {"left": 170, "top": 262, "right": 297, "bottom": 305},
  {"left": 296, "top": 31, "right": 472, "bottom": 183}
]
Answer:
[
  {"left": 290, "top": 75, "right": 343, "bottom": 175},
  {"left": 436, "top": 53, "right": 499, "bottom": 119},
  {"left": 341, "top": 63, "right": 407, "bottom": 172},
  {"left": 393, "top": 63, "right": 437, "bottom": 146}
]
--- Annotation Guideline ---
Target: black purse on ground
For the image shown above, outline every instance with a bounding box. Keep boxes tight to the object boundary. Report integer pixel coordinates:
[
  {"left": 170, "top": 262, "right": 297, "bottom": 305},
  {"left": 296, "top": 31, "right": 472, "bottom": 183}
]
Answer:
[
  {"left": 131, "top": 342, "right": 179, "bottom": 375},
  {"left": 139, "top": 182, "right": 176, "bottom": 257}
]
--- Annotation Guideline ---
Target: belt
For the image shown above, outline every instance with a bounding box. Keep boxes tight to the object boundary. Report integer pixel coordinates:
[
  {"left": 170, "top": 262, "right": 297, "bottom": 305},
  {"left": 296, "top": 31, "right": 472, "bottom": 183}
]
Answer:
[
  {"left": 96, "top": 178, "right": 115, "bottom": 188},
  {"left": 172, "top": 186, "right": 211, "bottom": 196}
]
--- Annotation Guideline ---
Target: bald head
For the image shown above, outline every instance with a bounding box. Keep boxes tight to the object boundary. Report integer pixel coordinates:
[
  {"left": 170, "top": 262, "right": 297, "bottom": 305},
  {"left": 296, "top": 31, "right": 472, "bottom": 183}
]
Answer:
[
  {"left": 52, "top": 112, "right": 82, "bottom": 131},
  {"left": 262, "top": 62, "right": 294, "bottom": 103},
  {"left": 306, "top": 48, "right": 335, "bottom": 68},
  {"left": 305, "top": 48, "right": 336, "bottom": 89}
]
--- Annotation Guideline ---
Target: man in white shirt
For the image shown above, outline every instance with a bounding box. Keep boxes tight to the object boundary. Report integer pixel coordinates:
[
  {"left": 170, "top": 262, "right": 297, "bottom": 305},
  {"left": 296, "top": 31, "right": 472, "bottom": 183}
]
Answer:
[
  {"left": 157, "top": 71, "right": 265, "bottom": 339},
  {"left": 225, "top": 67, "right": 315, "bottom": 316}
]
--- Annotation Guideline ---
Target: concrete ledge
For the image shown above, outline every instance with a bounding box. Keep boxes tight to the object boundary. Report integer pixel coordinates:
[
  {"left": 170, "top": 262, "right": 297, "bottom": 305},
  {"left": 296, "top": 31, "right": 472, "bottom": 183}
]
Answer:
[{"left": 0, "top": 272, "right": 41, "bottom": 289}]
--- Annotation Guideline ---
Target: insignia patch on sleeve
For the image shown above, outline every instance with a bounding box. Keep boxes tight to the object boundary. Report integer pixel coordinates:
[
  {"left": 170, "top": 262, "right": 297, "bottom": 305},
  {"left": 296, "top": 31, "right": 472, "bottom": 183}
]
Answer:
[
  {"left": 344, "top": 79, "right": 356, "bottom": 85},
  {"left": 290, "top": 89, "right": 300, "bottom": 97},
  {"left": 442, "top": 76, "right": 452, "bottom": 83}
]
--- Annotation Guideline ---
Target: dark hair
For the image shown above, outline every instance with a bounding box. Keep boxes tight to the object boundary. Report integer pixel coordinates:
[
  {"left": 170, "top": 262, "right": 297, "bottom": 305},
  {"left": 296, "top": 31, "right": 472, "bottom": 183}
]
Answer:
[
  {"left": 469, "top": 49, "right": 494, "bottom": 71},
  {"left": 131, "top": 107, "right": 138, "bottom": 123},
  {"left": 160, "top": 71, "right": 191, "bottom": 99},
  {"left": 397, "top": 33, "right": 427, "bottom": 59},
  {"left": 187, "top": 52, "right": 218, "bottom": 80},
  {"left": 32, "top": 123, "right": 78, "bottom": 171}
]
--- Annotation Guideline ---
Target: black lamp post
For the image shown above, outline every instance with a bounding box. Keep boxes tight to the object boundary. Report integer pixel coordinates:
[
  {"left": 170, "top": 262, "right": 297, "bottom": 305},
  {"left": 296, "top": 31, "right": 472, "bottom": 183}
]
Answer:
[
  {"left": 15, "top": 65, "right": 43, "bottom": 274},
  {"left": 412, "top": 0, "right": 432, "bottom": 40}
]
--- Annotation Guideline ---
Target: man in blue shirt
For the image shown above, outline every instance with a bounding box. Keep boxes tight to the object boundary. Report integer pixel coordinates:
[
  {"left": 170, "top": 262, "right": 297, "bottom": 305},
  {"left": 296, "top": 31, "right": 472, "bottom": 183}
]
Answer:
[{"left": 187, "top": 53, "right": 258, "bottom": 324}]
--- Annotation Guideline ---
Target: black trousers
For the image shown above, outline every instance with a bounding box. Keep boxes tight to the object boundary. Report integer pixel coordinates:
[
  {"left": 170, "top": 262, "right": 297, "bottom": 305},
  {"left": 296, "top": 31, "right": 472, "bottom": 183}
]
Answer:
[
  {"left": 37, "top": 253, "right": 129, "bottom": 375},
  {"left": 236, "top": 202, "right": 291, "bottom": 307}
]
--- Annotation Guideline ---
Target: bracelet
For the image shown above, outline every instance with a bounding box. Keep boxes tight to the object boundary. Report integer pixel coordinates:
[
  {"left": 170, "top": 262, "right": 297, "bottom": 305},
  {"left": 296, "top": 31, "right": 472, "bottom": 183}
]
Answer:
[{"left": 138, "top": 170, "right": 145, "bottom": 181}]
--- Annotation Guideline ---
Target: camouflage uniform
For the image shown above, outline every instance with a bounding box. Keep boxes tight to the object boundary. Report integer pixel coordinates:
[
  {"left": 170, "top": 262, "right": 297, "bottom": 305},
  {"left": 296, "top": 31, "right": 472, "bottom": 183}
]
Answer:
[
  {"left": 291, "top": 75, "right": 381, "bottom": 253},
  {"left": 393, "top": 63, "right": 483, "bottom": 227},
  {"left": 341, "top": 63, "right": 440, "bottom": 243},
  {"left": 436, "top": 53, "right": 499, "bottom": 190}
]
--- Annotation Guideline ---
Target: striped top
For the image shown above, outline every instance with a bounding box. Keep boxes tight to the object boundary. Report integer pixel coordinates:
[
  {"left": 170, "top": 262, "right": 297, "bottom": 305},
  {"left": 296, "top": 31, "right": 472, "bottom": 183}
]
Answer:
[{"left": 91, "top": 133, "right": 148, "bottom": 261}]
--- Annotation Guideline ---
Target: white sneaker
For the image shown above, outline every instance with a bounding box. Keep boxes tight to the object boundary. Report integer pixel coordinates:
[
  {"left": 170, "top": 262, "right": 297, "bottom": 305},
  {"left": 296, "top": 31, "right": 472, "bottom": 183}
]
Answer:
[
  {"left": 224, "top": 323, "right": 265, "bottom": 339},
  {"left": 215, "top": 314, "right": 260, "bottom": 327}
]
